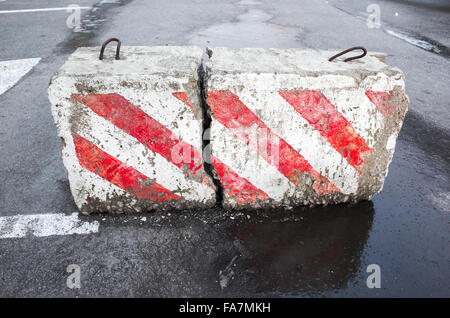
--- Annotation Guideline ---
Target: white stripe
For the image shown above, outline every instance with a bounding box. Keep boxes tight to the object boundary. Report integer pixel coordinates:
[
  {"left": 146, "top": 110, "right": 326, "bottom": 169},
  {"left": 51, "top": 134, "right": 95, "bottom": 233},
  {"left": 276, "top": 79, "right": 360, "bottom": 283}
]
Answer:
[
  {"left": 235, "top": 89, "right": 360, "bottom": 194},
  {"left": 128, "top": 90, "right": 202, "bottom": 149},
  {"left": 321, "top": 89, "right": 384, "bottom": 148},
  {"left": 212, "top": 121, "right": 296, "bottom": 201},
  {"left": 362, "top": 72, "right": 405, "bottom": 92},
  {"left": 75, "top": 105, "right": 214, "bottom": 201},
  {"left": 49, "top": 76, "right": 213, "bottom": 210},
  {"left": 69, "top": 163, "right": 134, "bottom": 209},
  {"left": 0, "top": 213, "right": 99, "bottom": 239},
  {"left": 208, "top": 73, "right": 357, "bottom": 91},
  {"left": 0, "top": 58, "right": 40, "bottom": 95},
  {"left": 79, "top": 79, "right": 203, "bottom": 150},
  {"left": 0, "top": 7, "right": 91, "bottom": 14}
]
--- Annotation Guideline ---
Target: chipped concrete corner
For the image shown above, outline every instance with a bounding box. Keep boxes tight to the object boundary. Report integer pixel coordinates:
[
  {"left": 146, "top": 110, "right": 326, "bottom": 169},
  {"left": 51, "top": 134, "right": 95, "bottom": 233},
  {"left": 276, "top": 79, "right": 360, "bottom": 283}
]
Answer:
[
  {"left": 49, "top": 46, "right": 408, "bottom": 213},
  {"left": 48, "top": 46, "right": 216, "bottom": 214},
  {"left": 204, "top": 47, "right": 409, "bottom": 209}
]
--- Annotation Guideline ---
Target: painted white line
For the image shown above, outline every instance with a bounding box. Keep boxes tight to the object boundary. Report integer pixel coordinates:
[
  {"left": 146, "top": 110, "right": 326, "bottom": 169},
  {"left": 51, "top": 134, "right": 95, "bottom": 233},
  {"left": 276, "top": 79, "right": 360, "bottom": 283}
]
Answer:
[
  {"left": 0, "top": 7, "right": 92, "bottom": 14},
  {"left": 0, "top": 213, "right": 99, "bottom": 239},
  {"left": 0, "top": 58, "right": 41, "bottom": 96},
  {"left": 386, "top": 29, "right": 441, "bottom": 53},
  {"left": 322, "top": 88, "right": 384, "bottom": 148}
]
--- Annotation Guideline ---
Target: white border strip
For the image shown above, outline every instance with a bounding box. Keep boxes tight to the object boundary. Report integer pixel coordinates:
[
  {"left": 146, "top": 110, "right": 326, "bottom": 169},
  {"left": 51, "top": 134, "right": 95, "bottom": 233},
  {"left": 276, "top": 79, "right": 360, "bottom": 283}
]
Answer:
[
  {"left": 0, "top": 213, "right": 99, "bottom": 239},
  {"left": 0, "top": 58, "right": 41, "bottom": 96},
  {"left": 0, "top": 7, "right": 92, "bottom": 14}
]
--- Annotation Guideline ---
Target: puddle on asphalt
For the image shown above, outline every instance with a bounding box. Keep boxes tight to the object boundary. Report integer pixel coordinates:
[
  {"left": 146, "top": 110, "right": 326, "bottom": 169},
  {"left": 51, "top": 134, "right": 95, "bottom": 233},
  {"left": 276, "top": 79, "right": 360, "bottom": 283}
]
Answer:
[
  {"left": 43, "top": 0, "right": 448, "bottom": 297},
  {"left": 225, "top": 201, "right": 374, "bottom": 295},
  {"left": 84, "top": 200, "right": 374, "bottom": 296},
  {"left": 72, "top": 0, "right": 127, "bottom": 34},
  {"left": 188, "top": 8, "right": 302, "bottom": 48},
  {"left": 385, "top": 28, "right": 450, "bottom": 58},
  {"left": 237, "top": 0, "right": 263, "bottom": 6},
  {"left": 55, "top": 0, "right": 132, "bottom": 54},
  {"left": 331, "top": 4, "right": 450, "bottom": 59}
]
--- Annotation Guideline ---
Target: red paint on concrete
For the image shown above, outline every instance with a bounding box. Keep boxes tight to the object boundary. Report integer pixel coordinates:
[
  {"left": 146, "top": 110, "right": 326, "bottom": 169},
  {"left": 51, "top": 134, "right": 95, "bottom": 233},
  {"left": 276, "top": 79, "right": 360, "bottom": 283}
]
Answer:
[
  {"left": 211, "top": 156, "right": 270, "bottom": 204},
  {"left": 207, "top": 90, "right": 339, "bottom": 195},
  {"left": 72, "top": 93, "right": 204, "bottom": 178},
  {"left": 73, "top": 134, "right": 179, "bottom": 201},
  {"left": 366, "top": 90, "right": 394, "bottom": 117},
  {"left": 174, "top": 91, "right": 270, "bottom": 204},
  {"left": 279, "top": 90, "right": 371, "bottom": 170},
  {"left": 172, "top": 92, "right": 193, "bottom": 110}
]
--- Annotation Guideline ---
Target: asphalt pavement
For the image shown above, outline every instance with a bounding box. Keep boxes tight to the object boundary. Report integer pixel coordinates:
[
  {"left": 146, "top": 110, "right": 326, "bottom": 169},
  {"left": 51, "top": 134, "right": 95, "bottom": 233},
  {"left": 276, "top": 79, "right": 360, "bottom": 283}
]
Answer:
[{"left": 0, "top": 0, "right": 448, "bottom": 297}]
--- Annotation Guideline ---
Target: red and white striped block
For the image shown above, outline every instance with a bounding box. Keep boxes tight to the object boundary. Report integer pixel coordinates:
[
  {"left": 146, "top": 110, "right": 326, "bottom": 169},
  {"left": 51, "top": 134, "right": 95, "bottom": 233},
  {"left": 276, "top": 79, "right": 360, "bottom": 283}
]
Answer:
[
  {"left": 206, "top": 48, "right": 409, "bottom": 209},
  {"left": 48, "top": 46, "right": 216, "bottom": 213}
]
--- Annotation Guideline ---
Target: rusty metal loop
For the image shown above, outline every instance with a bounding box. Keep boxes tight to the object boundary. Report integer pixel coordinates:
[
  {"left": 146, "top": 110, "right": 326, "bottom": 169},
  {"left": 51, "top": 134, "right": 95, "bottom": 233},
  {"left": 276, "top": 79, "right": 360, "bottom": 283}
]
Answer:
[
  {"left": 99, "top": 38, "right": 121, "bottom": 60},
  {"left": 328, "top": 46, "right": 367, "bottom": 62}
]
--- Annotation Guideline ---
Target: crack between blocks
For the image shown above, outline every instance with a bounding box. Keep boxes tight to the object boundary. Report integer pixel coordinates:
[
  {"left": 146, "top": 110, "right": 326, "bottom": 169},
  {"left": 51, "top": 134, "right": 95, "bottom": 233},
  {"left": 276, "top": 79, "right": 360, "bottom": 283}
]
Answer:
[{"left": 198, "top": 53, "right": 224, "bottom": 208}]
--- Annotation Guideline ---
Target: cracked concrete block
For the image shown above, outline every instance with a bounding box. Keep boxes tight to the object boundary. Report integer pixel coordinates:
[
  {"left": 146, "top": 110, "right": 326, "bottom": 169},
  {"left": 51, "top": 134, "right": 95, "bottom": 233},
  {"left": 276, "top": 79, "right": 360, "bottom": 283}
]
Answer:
[
  {"left": 205, "top": 47, "right": 409, "bottom": 209},
  {"left": 48, "top": 46, "right": 215, "bottom": 214}
]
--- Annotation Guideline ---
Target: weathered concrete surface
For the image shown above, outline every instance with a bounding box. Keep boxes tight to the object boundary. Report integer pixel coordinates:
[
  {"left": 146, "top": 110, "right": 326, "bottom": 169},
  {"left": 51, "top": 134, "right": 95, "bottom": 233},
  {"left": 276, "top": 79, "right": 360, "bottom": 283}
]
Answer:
[
  {"left": 48, "top": 46, "right": 216, "bottom": 213},
  {"left": 206, "top": 47, "right": 409, "bottom": 209},
  {"left": 1, "top": 0, "right": 448, "bottom": 298}
]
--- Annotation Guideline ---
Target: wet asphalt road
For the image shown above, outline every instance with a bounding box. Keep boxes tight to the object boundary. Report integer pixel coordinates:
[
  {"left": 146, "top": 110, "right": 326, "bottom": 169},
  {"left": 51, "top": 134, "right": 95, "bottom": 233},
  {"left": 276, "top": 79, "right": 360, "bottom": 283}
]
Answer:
[{"left": 0, "top": 0, "right": 449, "bottom": 297}]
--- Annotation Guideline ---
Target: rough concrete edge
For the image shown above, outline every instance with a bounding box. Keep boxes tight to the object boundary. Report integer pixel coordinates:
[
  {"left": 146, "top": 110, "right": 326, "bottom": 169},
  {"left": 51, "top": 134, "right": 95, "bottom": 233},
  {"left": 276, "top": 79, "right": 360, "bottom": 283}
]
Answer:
[
  {"left": 47, "top": 76, "right": 85, "bottom": 213},
  {"left": 48, "top": 47, "right": 219, "bottom": 213},
  {"left": 202, "top": 47, "right": 410, "bottom": 209},
  {"left": 371, "top": 51, "right": 387, "bottom": 63},
  {"left": 199, "top": 49, "right": 224, "bottom": 208},
  {"left": 48, "top": 46, "right": 407, "bottom": 212},
  {"left": 205, "top": 48, "right": 402, "bottom": 89},
  {"left": 371, "top": 83, "right": 410, "bottom": 200},
  {"left": 55, "top": 46, "right": 205, "bottom": 78}
]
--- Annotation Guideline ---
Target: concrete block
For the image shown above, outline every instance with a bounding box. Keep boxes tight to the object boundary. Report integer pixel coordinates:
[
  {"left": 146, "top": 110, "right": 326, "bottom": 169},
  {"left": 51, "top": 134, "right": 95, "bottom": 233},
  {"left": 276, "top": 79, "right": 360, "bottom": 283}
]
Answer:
[
  {"left": 205, "top": 47, "right": 409, "bottom": 209},
  {"left": 48, "top": 46, "right": 216, "bottom": 213}
]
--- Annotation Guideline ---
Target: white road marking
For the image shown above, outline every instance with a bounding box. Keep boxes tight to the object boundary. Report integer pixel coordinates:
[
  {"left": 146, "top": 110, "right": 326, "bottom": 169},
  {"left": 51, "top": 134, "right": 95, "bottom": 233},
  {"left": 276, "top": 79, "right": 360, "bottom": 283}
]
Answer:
[
  {"left": 0, "top": 213, "right": 99, "bottom": 239},
  {"left": 0, "top": 7, "right": 92, "bottom": 14},
  {"left": 0, "top": 58, "right": 41, "bottom": 96},
  {"left": 386, "top": 29, "right": 441, "bottom": 53}
]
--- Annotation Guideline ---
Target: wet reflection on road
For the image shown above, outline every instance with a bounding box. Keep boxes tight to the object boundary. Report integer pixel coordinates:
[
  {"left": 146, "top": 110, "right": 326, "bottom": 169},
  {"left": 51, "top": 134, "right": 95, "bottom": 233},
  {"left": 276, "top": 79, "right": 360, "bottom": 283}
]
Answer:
[{"left": 225, "top": 201, "right": 374, "bottom": 295}]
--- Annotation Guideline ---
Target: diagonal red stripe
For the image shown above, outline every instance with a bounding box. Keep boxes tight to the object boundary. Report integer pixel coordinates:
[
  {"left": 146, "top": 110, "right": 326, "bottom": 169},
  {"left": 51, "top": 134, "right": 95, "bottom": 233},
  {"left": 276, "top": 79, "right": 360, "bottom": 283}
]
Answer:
[
  {"left": 72, "top": 134, "right": 180, "bottom": 201},
  {"left": 366, "top": 90, "right": 394, "bottom": 117},
  {"left": 72, "top": 93, "right": 204, "bottom": 177},
  {"left": 172, "top": 92, "right": 192, "bottom": 110},
  {"left": 207, "top": 90, "right": 339, "bottom": 195},
  {"left": 174, "top": 91, "right": 271, "bottom": 204},
  {"left": 279, "top": 90, "right": 371, "bottom": 169},
  {"left": 212, "top": 157, "right": 270, "bottom": 204}
]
